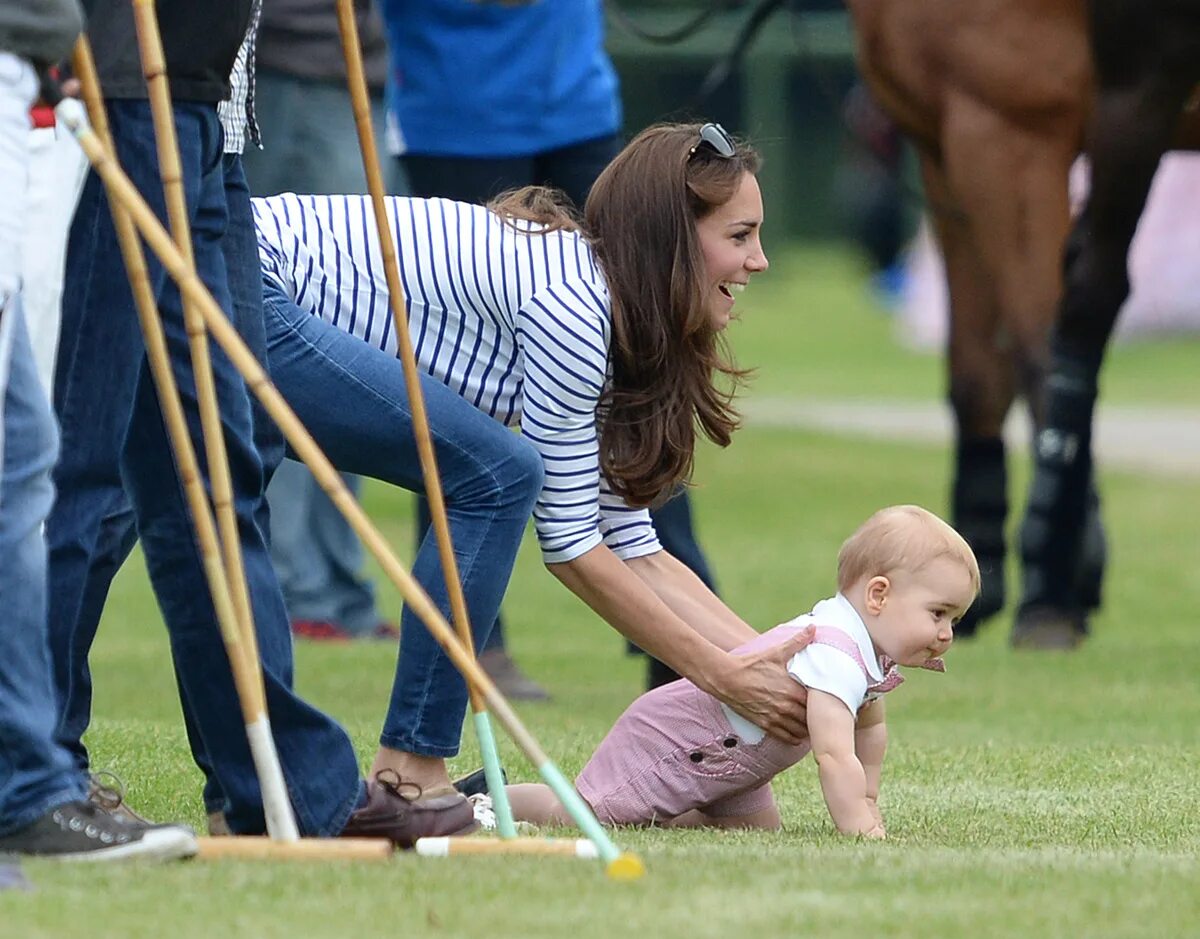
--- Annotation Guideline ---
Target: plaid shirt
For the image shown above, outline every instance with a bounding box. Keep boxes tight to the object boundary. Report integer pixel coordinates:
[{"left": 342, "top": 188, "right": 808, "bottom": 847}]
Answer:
[{"left": 218, "top": 0, "right": 261, "bottom": 153}]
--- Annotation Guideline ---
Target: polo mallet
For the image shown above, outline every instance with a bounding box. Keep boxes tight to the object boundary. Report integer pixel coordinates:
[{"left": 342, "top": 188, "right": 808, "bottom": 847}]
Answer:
[
  {"left": 68, "top": 36, "right": 388, "bottom": 862},
  {"left": 333, "top": 0, "right": 516, "bottom": 839},
  {"left": 54, "top": 91, "right": 643, "bottom": 880}
]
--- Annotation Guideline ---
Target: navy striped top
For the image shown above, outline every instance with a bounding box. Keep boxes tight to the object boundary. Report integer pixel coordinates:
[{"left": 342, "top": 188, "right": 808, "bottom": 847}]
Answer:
[{"left": 252, "top": 193, "right": 661, "bottom": 564}]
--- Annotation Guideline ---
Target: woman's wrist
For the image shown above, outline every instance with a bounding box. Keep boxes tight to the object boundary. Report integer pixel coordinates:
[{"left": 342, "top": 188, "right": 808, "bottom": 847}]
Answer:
[{"left": 690, "top": 646, "right": 736, "bottom": 701}]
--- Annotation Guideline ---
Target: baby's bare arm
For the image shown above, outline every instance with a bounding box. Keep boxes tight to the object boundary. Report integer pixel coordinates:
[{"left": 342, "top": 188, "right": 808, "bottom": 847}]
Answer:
[
  {"left": 855, "top": 699, "right": 888, "bottom": 829},
  {"left": 808, "top": 690, "right": 885, "bottom": 837}
]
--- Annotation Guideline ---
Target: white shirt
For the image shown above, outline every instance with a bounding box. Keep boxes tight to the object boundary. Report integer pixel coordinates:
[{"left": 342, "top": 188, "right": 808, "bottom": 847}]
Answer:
[
  {"left": 723, "top": 594, "right": 885, "bottom": 743},
  {"left": 252, "top": 192, "right": 662, "bottom": 564}
]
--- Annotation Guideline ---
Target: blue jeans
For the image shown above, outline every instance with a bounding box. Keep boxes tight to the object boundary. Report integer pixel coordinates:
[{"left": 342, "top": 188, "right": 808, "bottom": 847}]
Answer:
[
  {"left": 46, "top": 100, "right": 360, "bottom": 835},
  {"left": 0, "top": 302, "right": 87, "bottom": 835},
  {"left": 245, "top": 71, "right": 402, "bottom": 635},
  {"left": 261, "top": 278, "right": 544, "bottom": 756}
]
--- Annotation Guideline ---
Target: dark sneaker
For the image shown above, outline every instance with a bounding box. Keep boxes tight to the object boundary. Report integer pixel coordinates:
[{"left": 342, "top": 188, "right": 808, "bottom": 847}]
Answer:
[
  {"left": 341, "top": 771, "right": 477, "bottom": 849},
  {"left": 451, "top": 766, "right": 507, "bottom": 798},
  {"left": 87, "top": 771, "right": 151, "bottom": 825},
  {"left": 0, "top": 801, "right": 197, "bottom": 862},
  {"left": 478, "top": 648, "right": 551, "bottom": 702}
]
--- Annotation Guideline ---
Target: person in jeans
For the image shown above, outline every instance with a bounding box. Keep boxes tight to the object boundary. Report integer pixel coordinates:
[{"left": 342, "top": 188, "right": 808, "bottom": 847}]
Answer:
[
  {"left": 44, "top": 0, "right": 472, "bottom": 843},
  {"left": 0, "top": 0, "right": 195, "bottom": 863}
]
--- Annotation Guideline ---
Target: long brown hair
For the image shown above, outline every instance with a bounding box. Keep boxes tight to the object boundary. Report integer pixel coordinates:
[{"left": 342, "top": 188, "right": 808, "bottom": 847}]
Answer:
[
  {"left": 487, "top": 123, "right": 761, "bottom": 507},
  {"left": 587, "top": 123, "right": 760, "bottom": 507}
]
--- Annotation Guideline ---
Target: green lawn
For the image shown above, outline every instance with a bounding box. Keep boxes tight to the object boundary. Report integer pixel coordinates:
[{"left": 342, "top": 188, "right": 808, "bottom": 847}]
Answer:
[{"left": 5, "top": 244, "right": 1198, "bottom": 938}]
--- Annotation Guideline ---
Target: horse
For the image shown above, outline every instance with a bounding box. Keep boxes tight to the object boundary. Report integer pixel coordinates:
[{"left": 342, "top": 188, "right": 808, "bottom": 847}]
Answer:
[
  {"left": 1017, "top": 0, "right": 1200, "bottom": 645},
  {"left": 843, "top": 0, "right": 1199, "bottom": 646}
]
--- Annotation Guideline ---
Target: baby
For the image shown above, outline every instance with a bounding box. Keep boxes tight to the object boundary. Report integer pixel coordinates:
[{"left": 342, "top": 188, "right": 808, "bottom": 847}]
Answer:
[{"left": 505, "top": 504, "right": 979, "bottom": 837}]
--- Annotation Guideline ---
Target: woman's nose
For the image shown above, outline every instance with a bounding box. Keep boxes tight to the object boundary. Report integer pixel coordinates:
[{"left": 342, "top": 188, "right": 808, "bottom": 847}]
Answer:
[{"left": 748, "top": 245, "right": 769, "bottom": 273}]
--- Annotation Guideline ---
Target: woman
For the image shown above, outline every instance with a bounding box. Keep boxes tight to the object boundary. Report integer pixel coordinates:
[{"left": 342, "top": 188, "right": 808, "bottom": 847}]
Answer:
[{"left": 253, "top": 122, "right": 812, "bottom": 795}]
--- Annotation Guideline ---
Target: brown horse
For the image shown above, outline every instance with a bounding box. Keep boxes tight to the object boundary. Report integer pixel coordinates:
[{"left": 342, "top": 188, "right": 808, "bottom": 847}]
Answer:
[{"left": 844, "top": 0, "right": 1197, "bottom": 645}]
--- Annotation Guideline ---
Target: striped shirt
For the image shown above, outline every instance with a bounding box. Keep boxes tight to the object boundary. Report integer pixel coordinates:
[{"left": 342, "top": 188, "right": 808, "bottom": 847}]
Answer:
[{"left": 252, "top": 192, "right": 662, "bottom": 564}]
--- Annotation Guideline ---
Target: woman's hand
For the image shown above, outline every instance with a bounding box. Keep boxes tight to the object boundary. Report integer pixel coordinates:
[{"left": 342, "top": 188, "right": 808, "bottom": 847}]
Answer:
[{"left": 711, "top": 625, "right": 814, "bottom": 744}]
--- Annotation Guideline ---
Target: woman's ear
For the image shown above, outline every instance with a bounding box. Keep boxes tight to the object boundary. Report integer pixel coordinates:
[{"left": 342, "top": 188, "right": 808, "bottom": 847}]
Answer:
[{"left": 864, "top": 575, "right": 890, "bottom": 615}]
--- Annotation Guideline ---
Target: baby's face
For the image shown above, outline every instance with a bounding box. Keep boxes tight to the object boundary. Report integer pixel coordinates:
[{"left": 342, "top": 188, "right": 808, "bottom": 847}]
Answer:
[{"left": 869, "top": 557, "right": 976, "bottom": 666}]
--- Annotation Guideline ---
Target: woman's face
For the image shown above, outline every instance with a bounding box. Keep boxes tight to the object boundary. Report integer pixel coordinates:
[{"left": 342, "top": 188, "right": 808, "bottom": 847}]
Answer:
[{"left": 696, "top": 171, "right": 769, "bottom": 331}]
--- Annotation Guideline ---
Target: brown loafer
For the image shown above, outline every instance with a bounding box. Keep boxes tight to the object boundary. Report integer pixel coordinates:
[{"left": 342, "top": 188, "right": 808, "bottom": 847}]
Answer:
[{"left": 340, "top": 771, "right": 477, "bottom": 849}]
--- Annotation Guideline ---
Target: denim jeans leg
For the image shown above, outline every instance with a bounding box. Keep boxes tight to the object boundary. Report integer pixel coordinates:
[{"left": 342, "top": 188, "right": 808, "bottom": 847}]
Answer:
[
  {"left": 172, "top": 152, "right": 274, "bottom": 816},
  {"left": 0, "top": 302, "right": 87, "bottom": 835},
  {"left": 46, "top": 104, "right": 164, "bottom": 769},
  {"left": 117, "top": 106, "right": 360, "bottom": 835},
  {"left": 262, "top": 283, "right": 543, "bottom": 755},
  {"left": 416, "top": 495, "right": 505, "bottom": 650}
]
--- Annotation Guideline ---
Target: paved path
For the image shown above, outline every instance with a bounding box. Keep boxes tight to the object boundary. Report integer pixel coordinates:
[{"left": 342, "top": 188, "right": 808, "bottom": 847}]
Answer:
[{"left": 744, "top": 398, "right": 1200, "bottom": 478}]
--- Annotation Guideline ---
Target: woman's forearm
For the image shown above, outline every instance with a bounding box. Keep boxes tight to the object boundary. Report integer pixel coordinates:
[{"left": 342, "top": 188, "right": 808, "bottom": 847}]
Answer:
[
  {"left": 623, "top": 550, "right": 758, "bottom": 651},
  {"left": 547, "top": 545, "right": 730, "bottom": 694}
]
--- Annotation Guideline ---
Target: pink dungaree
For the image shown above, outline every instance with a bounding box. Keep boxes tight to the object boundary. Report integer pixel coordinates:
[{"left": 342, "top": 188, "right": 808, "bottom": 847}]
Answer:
[{"left": 575, "top": 623, "right": 908, "bottom": 824}]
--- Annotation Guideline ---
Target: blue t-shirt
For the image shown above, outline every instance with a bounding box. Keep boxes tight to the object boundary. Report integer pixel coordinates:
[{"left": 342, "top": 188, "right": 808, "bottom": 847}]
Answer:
[{"left": 381, "top": 0, "right": 621, "bottom": 158}]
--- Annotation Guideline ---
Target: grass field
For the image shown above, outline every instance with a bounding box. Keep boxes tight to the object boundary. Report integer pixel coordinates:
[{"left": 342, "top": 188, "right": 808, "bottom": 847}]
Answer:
[{"left": 4, "top": 244, "right": 1199, "bottom": 938}]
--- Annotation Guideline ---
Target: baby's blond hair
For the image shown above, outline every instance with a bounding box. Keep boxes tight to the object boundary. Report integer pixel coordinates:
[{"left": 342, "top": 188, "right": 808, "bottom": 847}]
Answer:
[{"left": 836, "top": 505, "right": 981, "bottom": 595}]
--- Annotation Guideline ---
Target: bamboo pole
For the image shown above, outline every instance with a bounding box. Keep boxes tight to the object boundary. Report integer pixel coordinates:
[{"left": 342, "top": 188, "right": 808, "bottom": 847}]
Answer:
[
  {"left": 195, "top": 836, "right": 392, "bottom": 862},
  {"left": 56, "top": 90, "right": 644, "bottom": 881},
  {"left": 332, "top": 0, "right": 519, "bottom": 839}
]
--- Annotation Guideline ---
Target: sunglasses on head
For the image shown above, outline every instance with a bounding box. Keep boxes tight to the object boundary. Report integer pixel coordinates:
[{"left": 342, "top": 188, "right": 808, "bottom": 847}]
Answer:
[{"left": 688, "top": 122, "right": 736, "bottom": 160}]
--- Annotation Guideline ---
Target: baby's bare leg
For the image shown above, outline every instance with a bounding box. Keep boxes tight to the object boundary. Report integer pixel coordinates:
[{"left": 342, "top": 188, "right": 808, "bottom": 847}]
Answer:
[
  {"left": 506, "top": 783, "right": 575, "bottom": 825},
  {"left": 661, "top": 804, "right": 782, "bottom": 830}
]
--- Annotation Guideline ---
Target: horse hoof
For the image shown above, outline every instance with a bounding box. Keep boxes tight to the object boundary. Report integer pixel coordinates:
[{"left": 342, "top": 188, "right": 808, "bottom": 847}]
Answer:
[{"left": 1011, "top": 606, "right": 1088, "bottom": 650}]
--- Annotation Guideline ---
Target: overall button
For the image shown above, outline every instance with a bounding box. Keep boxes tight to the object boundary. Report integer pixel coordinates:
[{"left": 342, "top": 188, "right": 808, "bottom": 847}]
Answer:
[
  {"left": 689, "top": 752, "right": 704, "bottom": 763},
  {"left": 723, "top": 737, "right": 738, "bottom": 748}
]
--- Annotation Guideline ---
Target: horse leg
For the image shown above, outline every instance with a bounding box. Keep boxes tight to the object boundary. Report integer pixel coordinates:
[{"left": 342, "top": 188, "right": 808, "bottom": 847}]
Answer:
[
  {"left": 939, "top": 119, "right": 1094, "bottom": 639},
  {"left": 1016, "top": 12, "right": 1198, "bottom": 646},
  {"left": 920, "top": 155, "right": 1013, "bottom": 636}
]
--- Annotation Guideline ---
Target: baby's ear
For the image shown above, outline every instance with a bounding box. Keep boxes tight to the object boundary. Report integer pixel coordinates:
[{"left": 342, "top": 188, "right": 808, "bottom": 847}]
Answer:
[{"left": 864, "top": 575, "right": 890, "bottom": 613}]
